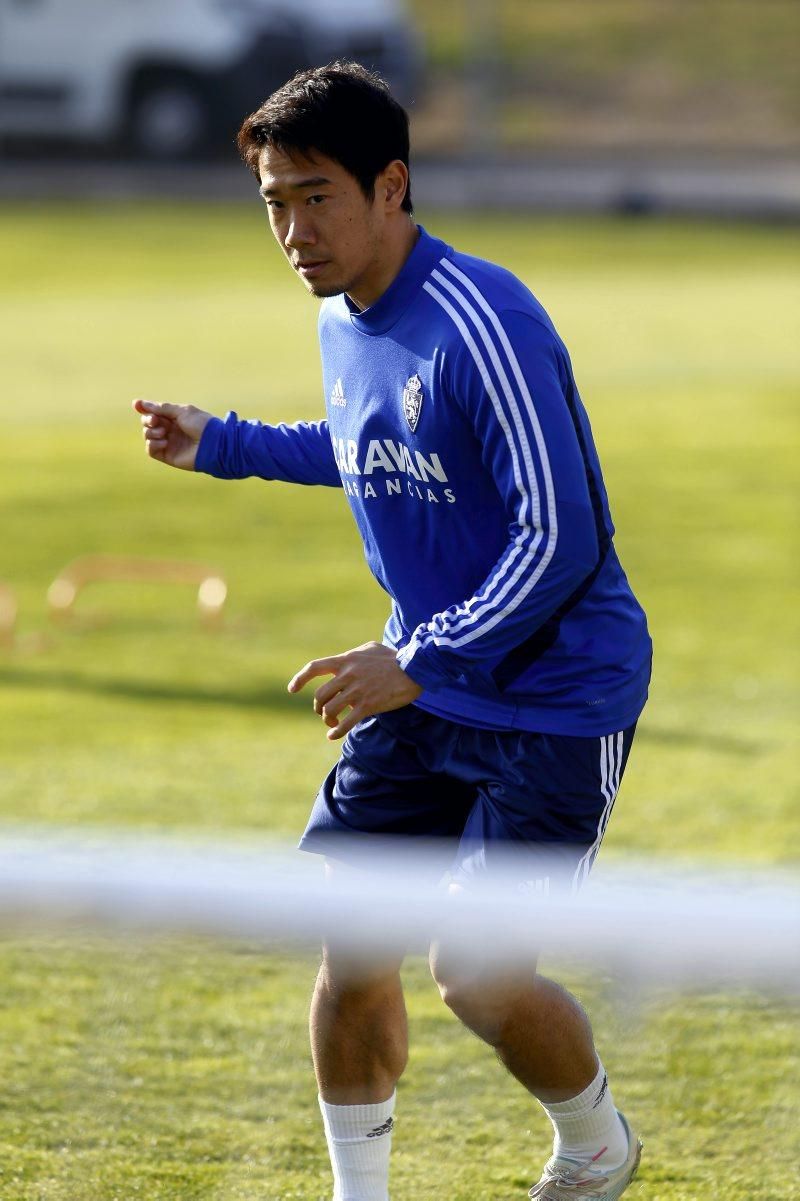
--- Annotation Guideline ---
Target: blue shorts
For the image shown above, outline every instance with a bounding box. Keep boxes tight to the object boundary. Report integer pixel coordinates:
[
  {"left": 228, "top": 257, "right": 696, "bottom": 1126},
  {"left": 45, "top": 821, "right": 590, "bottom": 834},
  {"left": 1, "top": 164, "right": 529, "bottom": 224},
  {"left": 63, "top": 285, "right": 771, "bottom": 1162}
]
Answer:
[{"left": 300, "top": 706, "right": 637, "bottom": 892}]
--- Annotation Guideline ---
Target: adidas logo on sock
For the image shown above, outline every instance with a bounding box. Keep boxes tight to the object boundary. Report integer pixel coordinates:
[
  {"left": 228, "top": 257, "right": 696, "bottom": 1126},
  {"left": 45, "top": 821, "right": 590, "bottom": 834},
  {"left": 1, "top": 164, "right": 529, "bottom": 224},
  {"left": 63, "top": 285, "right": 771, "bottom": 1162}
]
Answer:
[
  {"left": 366, "top": 1117, "right": 394, "bottom": 1139},
  {"left": 592, "top": 1074, "right": 609, "bottom": 1109}
]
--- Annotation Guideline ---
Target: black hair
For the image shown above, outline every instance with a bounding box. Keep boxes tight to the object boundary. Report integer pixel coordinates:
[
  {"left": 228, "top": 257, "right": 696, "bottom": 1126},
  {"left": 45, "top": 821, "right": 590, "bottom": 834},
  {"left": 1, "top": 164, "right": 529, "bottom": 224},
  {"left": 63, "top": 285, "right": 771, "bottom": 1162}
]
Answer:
[{"left": 237, "top": 61, "right": 412, "bottom": 214}]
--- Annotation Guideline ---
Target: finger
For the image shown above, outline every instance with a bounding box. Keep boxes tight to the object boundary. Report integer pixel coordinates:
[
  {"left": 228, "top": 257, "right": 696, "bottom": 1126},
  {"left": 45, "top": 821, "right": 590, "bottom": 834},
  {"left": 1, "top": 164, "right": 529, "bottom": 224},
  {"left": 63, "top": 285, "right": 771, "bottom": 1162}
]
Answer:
[
  {"left": 140, "top": 412, "right": 172, "bottom": 429},
  {"left": 320, "top": 689, "right": 355, "bottom": 727},
  {"left": 288, "top": 657, "right": 342, "bottom": 693},
  {"left": 133, "top": 398, "right": 184, "bottom": 419},
  {"left": 313, "top": 676, "right": 347, "bottom": 715},
  {"left": 327, "top": 705, "right": 364, "bottom": 741},
  {"left": 143, "top": 425, "right": 167, "bottom": 440}
]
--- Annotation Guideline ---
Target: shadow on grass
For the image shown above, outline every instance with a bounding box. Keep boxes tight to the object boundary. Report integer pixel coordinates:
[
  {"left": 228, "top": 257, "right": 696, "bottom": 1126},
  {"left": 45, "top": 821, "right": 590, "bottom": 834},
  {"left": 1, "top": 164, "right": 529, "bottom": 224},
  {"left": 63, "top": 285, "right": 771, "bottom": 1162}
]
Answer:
[
  {"left": 636, "top": 723, "right": 765, "bottom": 757},
  {"left": 0, "top": 666, "right": 296, "bottom": 713},
  {"left": 0, "top": 667, "right": 767, "bottom": 755}
]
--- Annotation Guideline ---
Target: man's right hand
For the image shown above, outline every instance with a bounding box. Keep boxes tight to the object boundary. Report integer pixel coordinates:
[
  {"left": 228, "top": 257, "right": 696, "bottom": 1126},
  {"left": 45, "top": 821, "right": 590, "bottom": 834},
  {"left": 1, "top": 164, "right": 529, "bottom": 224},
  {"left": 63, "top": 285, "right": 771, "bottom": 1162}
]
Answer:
[{"left": 133, "top": 399, "right": 213, "bottom": 471}]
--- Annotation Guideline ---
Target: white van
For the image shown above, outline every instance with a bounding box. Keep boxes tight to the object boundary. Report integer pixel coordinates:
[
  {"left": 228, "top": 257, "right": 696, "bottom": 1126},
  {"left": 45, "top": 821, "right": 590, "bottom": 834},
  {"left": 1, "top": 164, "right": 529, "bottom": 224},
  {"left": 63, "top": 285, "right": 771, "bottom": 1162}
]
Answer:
[{"left": 0, "top": 0, "right": 421, "bottom": 158}]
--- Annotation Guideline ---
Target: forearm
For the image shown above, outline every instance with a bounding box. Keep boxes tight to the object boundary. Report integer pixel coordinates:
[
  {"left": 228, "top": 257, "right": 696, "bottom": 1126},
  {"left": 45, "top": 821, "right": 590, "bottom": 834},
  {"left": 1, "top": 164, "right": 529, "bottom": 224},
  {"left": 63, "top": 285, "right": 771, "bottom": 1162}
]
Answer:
[
  {"left": 397, "top": 507, "right": 600, "bottom": 693},
  {"left": 400, "top": 309, "right": 605, "bottom": 693},
  {"left": 195, "top": 412, "right": 342, "bottom": 487}
]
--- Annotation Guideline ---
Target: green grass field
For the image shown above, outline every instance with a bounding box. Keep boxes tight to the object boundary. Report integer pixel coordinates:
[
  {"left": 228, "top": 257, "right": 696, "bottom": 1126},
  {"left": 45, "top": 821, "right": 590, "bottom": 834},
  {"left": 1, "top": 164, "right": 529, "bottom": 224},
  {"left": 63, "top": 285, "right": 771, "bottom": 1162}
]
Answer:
[{"left": 0, "top": 204, "right": 797, "bottom": 1199}]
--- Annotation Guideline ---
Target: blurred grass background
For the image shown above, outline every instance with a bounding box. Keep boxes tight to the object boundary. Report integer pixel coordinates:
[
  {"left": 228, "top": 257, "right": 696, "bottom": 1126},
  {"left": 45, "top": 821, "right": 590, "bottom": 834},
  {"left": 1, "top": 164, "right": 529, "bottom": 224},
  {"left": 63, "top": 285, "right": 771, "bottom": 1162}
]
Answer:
[{"left": 0, "top": 203, "right": 798, "bottom": 1198}]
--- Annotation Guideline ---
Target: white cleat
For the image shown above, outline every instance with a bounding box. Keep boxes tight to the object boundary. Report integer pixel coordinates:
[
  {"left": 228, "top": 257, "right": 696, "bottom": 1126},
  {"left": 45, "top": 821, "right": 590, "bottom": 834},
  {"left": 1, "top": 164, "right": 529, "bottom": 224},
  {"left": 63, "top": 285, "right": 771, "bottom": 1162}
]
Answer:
[{"left": 528, "top": 1112, "right": 642, "bottom": 1200}]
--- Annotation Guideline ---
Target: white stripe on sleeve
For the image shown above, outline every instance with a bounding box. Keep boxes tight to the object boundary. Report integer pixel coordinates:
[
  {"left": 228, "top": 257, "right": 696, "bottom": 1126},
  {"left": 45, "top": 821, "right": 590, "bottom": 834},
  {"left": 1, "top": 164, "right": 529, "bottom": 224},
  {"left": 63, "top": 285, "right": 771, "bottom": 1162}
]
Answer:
[{"left": 407, "top": 263, "right": 557, "bottom": 653}]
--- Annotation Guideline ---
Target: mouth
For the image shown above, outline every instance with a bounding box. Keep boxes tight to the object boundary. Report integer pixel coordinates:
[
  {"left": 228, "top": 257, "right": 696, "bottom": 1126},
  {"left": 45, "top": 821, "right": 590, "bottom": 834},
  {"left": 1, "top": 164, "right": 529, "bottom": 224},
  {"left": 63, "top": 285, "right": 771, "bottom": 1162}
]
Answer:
[{"left": 295, "top": 260, "right": 329, "bottom": 279}]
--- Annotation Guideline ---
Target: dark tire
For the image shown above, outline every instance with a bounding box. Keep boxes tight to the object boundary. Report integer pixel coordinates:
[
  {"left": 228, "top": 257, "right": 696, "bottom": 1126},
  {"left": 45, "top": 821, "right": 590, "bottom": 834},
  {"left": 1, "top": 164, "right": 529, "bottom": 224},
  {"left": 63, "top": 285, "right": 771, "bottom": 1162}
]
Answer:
[{"left": 126, "top": 74, "right": 212, "bottom": 160}]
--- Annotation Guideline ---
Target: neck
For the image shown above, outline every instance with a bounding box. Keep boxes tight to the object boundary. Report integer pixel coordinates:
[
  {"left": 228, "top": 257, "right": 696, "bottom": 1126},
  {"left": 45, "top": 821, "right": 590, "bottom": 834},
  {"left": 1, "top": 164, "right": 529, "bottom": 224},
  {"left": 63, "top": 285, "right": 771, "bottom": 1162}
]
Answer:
[{"left": 346, "top": 218, "right": 420, "bottom": 311}]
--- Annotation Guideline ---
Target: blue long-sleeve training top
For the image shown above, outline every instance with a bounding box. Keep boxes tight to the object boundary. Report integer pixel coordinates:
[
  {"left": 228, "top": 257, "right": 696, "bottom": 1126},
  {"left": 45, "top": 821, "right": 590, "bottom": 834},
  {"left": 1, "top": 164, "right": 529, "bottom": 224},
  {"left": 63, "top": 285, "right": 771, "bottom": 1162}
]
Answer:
[{"left": 196, "top": 226, "right": 652, "bottom": 735}]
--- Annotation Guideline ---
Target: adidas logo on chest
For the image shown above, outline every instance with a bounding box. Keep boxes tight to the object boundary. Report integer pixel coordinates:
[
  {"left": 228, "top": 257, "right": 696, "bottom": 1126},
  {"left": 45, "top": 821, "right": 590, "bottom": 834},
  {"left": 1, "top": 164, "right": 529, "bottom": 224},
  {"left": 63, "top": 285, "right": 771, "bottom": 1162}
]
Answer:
[{"left": 330, "top": 378, "right": 347, "bottom": 407}]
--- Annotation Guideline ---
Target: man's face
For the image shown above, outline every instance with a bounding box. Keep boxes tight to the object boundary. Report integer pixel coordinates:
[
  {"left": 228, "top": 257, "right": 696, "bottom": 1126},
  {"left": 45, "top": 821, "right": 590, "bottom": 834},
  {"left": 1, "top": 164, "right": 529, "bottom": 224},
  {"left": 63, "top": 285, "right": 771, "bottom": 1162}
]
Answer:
[{"left": 258, "top": 144, "right": 384, "bottom": 303}]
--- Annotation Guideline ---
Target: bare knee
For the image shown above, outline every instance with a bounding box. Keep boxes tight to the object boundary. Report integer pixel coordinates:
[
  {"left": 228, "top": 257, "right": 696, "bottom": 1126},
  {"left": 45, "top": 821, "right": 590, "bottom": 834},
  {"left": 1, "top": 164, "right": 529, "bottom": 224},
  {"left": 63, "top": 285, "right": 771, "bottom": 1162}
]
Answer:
[
  {"left": 429, "top": 943, "right": 535, "bottom": 1046},
  {"left": 319, "top": 942, "right": 405, "bottom": 1001}
]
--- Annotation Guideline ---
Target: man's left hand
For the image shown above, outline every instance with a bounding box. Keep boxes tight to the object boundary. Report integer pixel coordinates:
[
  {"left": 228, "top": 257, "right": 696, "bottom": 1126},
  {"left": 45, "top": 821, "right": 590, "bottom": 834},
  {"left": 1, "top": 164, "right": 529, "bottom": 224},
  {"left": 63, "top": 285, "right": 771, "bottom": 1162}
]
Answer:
[{"left": 288, "top": 641, "right": 423, "bottom": 741}]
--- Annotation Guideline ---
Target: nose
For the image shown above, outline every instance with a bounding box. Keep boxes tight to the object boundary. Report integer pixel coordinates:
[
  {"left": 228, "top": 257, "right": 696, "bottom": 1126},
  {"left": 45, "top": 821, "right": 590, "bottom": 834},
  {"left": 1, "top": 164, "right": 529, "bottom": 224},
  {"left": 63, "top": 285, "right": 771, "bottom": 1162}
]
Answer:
[{"left": 284, "top": 211, "right": 316, "bottom": 250}]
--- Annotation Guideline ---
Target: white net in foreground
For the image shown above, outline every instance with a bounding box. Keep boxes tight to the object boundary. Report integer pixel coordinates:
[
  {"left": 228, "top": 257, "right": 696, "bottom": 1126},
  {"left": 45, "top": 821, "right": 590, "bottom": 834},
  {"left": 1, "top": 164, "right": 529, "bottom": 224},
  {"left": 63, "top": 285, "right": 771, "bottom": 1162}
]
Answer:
[{"left": 0, "top": 827, "right": 797, "bottom": 991}]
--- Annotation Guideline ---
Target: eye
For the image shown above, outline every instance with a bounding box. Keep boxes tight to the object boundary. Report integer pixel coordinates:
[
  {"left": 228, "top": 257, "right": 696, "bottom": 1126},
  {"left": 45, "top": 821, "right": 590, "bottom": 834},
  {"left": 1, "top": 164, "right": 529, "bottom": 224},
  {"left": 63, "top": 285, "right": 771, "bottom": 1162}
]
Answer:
[
  {"left": 307, "top": 194, "right": 327, "bottom": 206},
  {"left": 265, "top": 199, "right": 284, "bottom": 212}
]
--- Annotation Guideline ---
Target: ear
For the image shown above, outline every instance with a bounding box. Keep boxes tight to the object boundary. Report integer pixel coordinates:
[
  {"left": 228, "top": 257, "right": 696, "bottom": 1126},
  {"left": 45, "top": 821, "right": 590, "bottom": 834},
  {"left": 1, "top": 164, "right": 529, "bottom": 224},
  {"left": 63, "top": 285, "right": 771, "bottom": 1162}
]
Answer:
[{"left": 380, "top": 160, "right": 409, "bottom": 213}]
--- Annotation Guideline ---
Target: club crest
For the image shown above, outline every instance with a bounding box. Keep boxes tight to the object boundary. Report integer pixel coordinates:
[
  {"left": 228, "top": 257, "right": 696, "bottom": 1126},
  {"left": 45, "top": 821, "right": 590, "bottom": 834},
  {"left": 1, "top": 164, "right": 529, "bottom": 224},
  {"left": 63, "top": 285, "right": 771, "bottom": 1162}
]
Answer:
[{"left": 402, "top": 374, "right": 423, "bottom": 432}]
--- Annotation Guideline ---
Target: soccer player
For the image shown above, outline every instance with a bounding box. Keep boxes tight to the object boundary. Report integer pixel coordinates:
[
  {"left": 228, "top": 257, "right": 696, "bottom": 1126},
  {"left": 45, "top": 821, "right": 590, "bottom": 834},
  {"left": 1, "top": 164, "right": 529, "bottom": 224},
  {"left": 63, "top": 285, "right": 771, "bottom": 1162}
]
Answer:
[{"left": 134, "top": 63, "right": 651, "bottom": 1201}]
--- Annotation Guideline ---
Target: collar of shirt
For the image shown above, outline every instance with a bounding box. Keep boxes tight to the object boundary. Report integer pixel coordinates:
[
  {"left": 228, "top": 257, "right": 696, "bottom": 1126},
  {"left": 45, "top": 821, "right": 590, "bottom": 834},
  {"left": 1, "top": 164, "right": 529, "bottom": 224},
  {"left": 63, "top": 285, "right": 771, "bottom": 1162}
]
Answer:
[{"left": 344, "top": 225, "right": 448, "bottom": 336}]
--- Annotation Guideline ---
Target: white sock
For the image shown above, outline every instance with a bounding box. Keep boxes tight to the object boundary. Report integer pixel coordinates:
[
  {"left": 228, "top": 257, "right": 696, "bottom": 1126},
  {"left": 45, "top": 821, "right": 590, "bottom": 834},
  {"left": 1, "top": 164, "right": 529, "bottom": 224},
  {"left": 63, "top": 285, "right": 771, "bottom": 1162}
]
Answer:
[
  {"left": 319, "top": 1092, "right": 396, "bottom": 1201},
  {"left": 539, "top": 1063, "right": 628, "bottom": 1172}
]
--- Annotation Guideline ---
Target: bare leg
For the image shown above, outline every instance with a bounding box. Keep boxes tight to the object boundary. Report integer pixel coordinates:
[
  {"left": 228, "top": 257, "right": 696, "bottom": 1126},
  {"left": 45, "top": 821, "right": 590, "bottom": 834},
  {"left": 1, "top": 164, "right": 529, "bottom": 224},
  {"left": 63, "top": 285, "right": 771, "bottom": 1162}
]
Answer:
[
  {"left": 310, "top": 947, "right": 409, "bottom": 1103},
  {"left": 429, "top": 945, "right": 598, "bottom": 1102},
  {"left": 311, "top": 938, "right": 408, "bottom": 1199},
  {"left": 429, "top": 941, "right": 635, "bottom": 1178}
]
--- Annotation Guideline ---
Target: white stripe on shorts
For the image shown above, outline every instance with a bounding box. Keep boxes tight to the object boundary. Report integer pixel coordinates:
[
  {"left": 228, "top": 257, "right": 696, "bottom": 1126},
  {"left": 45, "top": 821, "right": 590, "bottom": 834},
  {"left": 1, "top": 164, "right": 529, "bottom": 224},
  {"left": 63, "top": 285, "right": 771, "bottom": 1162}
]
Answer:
[{"left": 572, "top": 731, "right": 625, "bottom": 891}]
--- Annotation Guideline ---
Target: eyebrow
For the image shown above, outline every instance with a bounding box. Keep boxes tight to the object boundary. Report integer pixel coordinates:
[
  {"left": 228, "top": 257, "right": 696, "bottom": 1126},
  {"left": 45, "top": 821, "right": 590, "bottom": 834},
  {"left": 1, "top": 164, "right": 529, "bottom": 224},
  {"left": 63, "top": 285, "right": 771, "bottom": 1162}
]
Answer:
[{"left": 259, "top": 176, "right": 332, "bottom": 197}]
